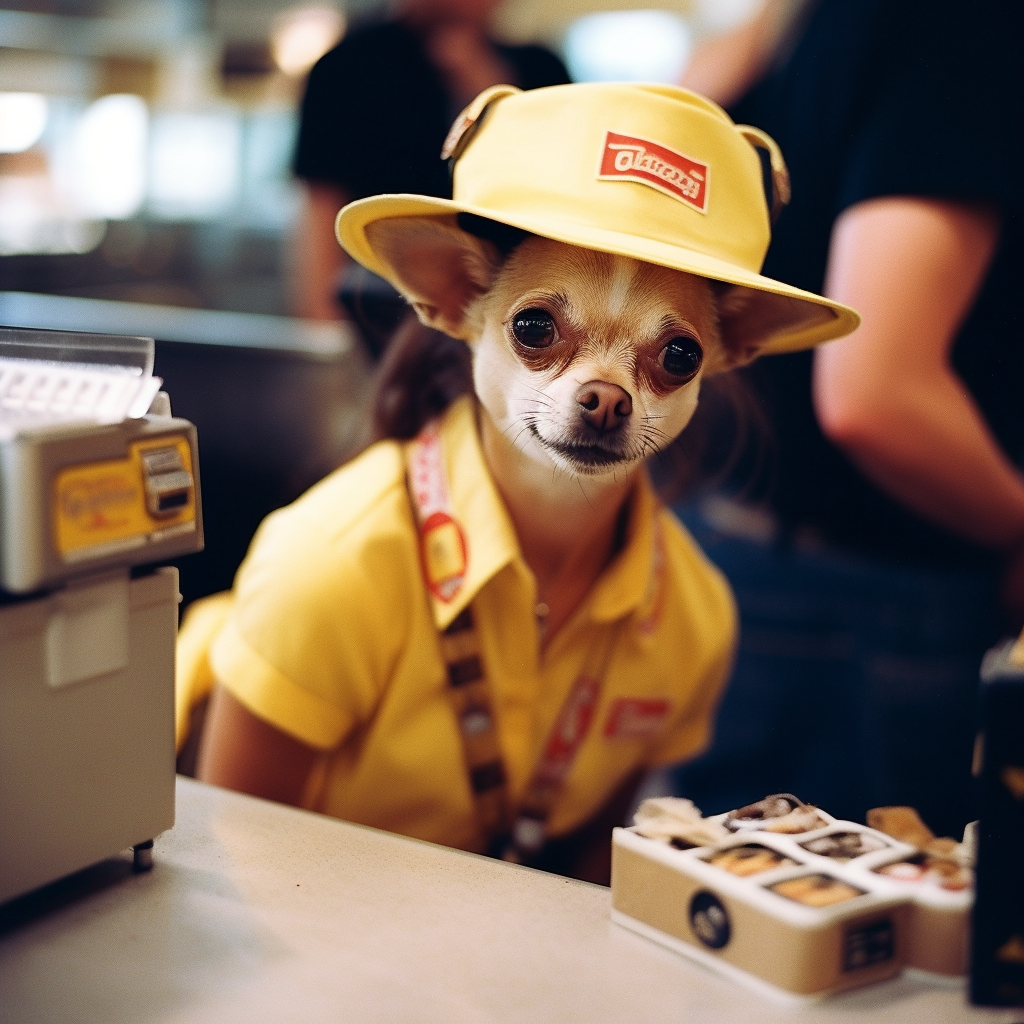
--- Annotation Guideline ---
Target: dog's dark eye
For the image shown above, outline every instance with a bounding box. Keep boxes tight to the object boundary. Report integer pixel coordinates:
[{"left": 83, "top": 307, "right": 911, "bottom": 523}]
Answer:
[
  {"left": 511, "top": 308, "right": 556, "bottom": 349},
  {"left": 661, "top": 336, "right": 703, "bottom": 381}
]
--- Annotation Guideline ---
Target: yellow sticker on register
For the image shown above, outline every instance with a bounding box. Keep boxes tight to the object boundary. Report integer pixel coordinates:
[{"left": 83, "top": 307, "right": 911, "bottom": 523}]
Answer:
[{"left": 53, "top": 435, "right": 196, "bottom": 560}]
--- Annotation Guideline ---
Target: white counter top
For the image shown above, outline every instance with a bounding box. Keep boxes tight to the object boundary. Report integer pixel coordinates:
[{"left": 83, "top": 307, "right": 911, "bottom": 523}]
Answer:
[{"left": 0, "top": 777, "right": 1018, "bottom": 1023}]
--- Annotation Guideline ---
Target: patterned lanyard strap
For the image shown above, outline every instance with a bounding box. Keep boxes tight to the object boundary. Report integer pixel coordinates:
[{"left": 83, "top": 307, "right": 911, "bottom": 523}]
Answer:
[
  {"left": 406, "top": 420, "right": 623, "bottom": 863},
  {"left": 502, "top": 624, "right": 621, "bottom": 863}
]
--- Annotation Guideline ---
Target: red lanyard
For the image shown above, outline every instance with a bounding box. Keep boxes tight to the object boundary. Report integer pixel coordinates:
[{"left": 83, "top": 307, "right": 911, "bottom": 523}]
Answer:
[{"left": 406, "top": 420, "right": 622, "bottom": 861}]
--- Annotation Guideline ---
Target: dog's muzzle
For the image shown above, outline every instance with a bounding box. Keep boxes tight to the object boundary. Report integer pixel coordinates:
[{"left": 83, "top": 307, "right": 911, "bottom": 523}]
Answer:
[{"left": 530, "top": 423, "right": 635, "bottom": 471}]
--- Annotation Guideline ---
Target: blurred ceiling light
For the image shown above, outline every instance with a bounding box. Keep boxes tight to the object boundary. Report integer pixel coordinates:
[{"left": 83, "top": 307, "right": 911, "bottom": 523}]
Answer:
[
  {"left": 692, "top": 0, "right": 763, "bottom": 34},
  {"left": 564, "top": 10, "right": 693, "bottom": 83},
  {"left": 271, "top": 6, "right": 346, "bottom": 77},
  {"left": 148, "top": 109, "right": 241, "bottom": 219},
  {"left": 0, "top": 92, "right": 48, "bottom": 153},
  {"left": 69, "top": 94, "right": 148, "bottom": 219},
  {"left": 0, "top": 176, "right": 105, "bottom": 256}
]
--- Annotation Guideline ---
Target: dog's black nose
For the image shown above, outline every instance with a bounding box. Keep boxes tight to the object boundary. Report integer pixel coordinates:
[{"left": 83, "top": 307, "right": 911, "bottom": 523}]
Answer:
[{"left": 576, "top": 381, "right": 632, "bottom": 432}]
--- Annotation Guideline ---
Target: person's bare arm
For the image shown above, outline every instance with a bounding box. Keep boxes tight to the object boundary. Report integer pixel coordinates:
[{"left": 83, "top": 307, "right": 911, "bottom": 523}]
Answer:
[
  {"left": 196, "top": 684, "right": 319, "bottom": 806},
  {"left": 813, "top": 197, "right": 1024, "bottom": 554},
  {"left": 290, "top": 180, "right": 350, "bottom": 321},
  {"left": 813, "top": 195, "right": 1024, "bottom": 623}
]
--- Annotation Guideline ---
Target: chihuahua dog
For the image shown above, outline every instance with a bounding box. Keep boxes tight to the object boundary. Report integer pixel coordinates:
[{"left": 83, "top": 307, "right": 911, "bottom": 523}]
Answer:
[{"left": 365, "top": 214, "right": 766, "bottom": 639}]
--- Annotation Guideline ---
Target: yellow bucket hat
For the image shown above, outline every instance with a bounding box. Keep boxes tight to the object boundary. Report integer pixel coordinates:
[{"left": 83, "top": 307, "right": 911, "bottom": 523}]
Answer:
[{"left": 336, "top": 82, "right": 859, "bottom": 354}]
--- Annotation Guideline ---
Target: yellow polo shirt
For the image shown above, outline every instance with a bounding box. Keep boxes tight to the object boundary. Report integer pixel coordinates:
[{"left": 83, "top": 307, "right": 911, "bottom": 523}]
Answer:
[{"left": 205, "top": 397, "right": 736, "bottom": 853}]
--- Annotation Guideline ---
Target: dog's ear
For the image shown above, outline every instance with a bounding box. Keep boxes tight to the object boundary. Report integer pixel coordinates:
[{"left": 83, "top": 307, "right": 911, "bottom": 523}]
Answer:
[
  {"left": 714, "top": 283, "right": 834, "bottom": 368},
  {"left": 364, "top": 217, "right": 502, "bottom": 340}
]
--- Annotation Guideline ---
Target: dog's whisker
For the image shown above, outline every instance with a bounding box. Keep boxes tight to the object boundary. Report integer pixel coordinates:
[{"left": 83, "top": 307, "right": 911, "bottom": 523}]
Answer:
[
  {"left": 499, "top": 419, "right": 522, "bottom": 443},
  {"left": 521, "top": 384, "right": 555, "bottom": 405},
  {"left": 513, "top": 395, "right": 554, "bottom": 412},
  {"left": 575, "top": 475, "right": 595, "bottom": 509},
  {"left": 511, "top": 426, "right": 531, "bottom": 450}
]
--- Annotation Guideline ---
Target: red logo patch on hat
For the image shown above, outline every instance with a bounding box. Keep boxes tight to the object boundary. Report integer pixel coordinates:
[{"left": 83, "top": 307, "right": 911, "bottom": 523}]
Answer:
[
  {"left": 597, "top": 131, "right": 709, "bottom": 213},
  {"left": 603, "top": 698, "right": 671, "bottom": 739}
]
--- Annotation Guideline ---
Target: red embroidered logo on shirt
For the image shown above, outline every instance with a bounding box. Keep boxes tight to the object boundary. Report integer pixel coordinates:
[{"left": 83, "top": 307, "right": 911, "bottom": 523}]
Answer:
[
  {"left": 597, "top": 131, "right": 709, "bottom": 213},
  {"left": 603, "top": 698, "right": 671, "bottom": 739}
]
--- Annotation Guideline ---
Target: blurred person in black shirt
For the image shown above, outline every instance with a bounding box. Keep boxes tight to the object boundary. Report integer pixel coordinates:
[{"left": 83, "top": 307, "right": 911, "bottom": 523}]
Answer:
[
  {"left": 289, "top": 0, "right": 569, "bottom": 335},
  {"left": 669, "top": 0, "right": 1024, "bottom": 837}
]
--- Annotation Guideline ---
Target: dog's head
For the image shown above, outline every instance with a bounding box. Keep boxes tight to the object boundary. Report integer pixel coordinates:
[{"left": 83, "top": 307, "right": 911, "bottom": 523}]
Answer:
[{"left": 367, "top": 216, "right": 779, "bottom": 480}]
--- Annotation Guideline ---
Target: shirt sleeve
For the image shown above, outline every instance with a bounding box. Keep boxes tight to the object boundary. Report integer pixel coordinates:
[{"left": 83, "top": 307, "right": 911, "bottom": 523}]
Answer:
[
  {"left": 210, "top": 455, "right": 416, "bottom": 751},
  {"left": 837, "top": 0, "right": 1024, "bottom": 216}
]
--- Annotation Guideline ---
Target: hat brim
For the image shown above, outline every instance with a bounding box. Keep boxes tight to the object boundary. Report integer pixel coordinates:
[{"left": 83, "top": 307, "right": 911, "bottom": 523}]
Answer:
[{"left": 336, "top": 194, "right": 859, "bottom": 355}]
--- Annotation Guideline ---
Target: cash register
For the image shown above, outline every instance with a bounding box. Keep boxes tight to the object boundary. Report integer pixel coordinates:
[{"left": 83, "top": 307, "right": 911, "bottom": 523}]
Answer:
[{"left": 0, "top": 325, "right": 202, "bottom": 904}]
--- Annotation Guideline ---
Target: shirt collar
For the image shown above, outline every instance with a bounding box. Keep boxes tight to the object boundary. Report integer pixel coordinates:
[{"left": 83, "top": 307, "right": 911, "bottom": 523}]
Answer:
[{"left": 411, "top": 397, "right": 663, "bottom": 631}]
